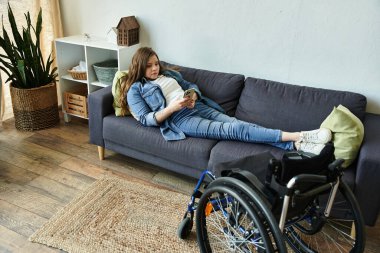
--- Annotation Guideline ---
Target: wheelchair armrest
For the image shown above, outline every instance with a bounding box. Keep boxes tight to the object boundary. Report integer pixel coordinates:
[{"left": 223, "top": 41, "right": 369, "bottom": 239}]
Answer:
[
  {"left": 328, "top": 159, "right": 345, "bottom": 172},
  {"left": 286, "top": 174, "right": 327, "bottom": 190}
]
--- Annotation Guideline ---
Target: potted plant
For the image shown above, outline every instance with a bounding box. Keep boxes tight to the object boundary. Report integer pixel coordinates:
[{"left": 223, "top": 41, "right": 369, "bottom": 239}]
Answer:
[{"left": 0, "top": 4, "right": 59, "bottom": 131}]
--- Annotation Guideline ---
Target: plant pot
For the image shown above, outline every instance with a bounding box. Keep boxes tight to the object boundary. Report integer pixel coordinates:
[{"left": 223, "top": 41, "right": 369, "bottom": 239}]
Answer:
[{"left": 10, "top": 82, "right": 59, "bottom": 131}]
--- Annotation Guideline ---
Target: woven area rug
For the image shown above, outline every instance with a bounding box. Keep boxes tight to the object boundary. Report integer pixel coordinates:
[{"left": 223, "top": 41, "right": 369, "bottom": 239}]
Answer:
[{"left": 29, "top": 174, "right": 198, "bottom": 253}]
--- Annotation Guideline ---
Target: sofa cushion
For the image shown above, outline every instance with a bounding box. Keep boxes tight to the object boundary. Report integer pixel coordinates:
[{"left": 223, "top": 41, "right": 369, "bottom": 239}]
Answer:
[
  {"left": 235, "top": 77, "right": 367, "bottom": 132},
  {"left": 103, "top": 115, "right": 217, "bottom": 170},
  {"left": 161, "top": 61, "right": 245, "bottom": 116}
]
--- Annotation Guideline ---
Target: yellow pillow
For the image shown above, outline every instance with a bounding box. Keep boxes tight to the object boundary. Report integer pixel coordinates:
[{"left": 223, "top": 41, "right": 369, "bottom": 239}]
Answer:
[
  {"left": 112, "top": 70, "right": 130, "bottom": 116},
  {"left": 321, "top": 105, "right": 364, "bottom": 168}
]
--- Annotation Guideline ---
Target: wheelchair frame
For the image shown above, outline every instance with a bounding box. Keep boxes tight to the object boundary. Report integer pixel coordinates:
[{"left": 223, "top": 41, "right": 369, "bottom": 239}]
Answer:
[{"left": 178, "top": 158, "right": 366, "bottom": 253}]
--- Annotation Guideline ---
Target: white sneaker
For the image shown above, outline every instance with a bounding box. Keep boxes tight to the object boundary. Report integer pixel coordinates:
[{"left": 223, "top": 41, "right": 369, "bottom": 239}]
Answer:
[
  {"left": 300, "top": 128, "right": 332, "bottom": 144},
  {"left": 297, "top": 142, "right": 326, "bottom": 155}
]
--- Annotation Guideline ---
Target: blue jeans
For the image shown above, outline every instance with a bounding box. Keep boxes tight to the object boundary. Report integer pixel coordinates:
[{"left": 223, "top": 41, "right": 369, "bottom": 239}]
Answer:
[{"left": 172, "top": 102, "right": 294, "bottom": 150}]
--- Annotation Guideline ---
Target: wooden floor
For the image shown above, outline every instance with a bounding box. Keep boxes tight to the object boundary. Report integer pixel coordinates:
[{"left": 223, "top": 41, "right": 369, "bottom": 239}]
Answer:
[{"left": 0, "top": 115, "right": 379, "bottom": 252}]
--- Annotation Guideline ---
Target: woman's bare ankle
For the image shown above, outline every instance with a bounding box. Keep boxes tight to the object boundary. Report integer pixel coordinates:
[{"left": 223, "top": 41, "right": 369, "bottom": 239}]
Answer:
[{"left": 282, "top": 132, "right": 301, "bottom": 142}]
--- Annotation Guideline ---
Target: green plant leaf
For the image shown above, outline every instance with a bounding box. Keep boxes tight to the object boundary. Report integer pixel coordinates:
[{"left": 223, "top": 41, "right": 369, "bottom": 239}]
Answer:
[
  {"left": 7, "top": 3, "right": 25, "bottom": 58},
  {"left": 0, "top": 4, "right": 57, "bottom": 89},
  {"left": 35, "top": 8, "right": 42, "bottom": 39},
  {"left": 17, "top": 60, "right": 26, "bottom": 86},
  {"left": 1, "top": 25, "right": 24, "bottom": 87}
]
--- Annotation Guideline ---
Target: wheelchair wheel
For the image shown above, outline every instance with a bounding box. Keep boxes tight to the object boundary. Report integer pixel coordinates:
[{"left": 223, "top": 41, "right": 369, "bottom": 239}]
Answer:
[
  {"left": 177, "top": 216, "right": 193, "bottom": 239},
  {"left": 284, "top": 181, "right": 365, "bottom": 253},
  {"left": 196, "top": 183, "right": 279, "bottom": 253}
]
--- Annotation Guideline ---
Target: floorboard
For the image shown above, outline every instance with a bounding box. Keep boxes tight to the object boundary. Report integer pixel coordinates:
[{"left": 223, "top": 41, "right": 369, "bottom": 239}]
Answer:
[
  {"left": 0, "top": 225, "right": 61, "bottom": 253},
  {"left": 0, "top": 200, "right": 48, "bottom": 237}
]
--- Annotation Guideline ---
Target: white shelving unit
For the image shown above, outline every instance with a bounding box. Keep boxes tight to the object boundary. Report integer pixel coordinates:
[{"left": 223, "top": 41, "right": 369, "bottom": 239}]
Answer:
[{"left": 55, "top": 35, "right": 139, "bottom": 122}]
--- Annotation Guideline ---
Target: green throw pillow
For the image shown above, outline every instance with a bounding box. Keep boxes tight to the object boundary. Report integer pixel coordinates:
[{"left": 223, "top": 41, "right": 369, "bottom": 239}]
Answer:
[
  {"left": 112, "top": 70, "right": 129, "bottom": 116},
  {"left": 320, "top": 105, "right": 364, "bottom": 168}
]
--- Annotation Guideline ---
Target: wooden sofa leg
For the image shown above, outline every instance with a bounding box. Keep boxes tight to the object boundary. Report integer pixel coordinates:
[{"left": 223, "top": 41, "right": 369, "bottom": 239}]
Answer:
[{"left": 98, "top": 146, "right": 105, "bottom": 160}]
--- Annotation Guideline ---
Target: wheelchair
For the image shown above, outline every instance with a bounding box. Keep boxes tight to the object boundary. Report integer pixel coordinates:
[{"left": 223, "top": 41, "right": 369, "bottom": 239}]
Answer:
[{"left": 177, "top": 144, "right": 366, "bottom": 253}]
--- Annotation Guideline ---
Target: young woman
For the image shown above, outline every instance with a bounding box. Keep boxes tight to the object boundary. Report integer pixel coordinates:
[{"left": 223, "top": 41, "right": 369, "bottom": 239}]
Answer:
[{"left": 121, "top": 47, "right": 331, "bottom": 154}]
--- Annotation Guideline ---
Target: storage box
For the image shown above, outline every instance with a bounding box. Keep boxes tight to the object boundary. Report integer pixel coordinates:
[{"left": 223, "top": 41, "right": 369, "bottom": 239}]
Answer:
[
  {"left": 93, "top": 60, "right": 118, "bottom": 85},
  {"left": 64, "top": 87, "right": 88, "bottom": 118}
]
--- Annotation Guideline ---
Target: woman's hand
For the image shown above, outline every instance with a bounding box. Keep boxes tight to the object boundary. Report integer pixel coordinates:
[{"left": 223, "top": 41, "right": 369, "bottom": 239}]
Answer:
[
  {"left": 154, "top": 97, "right": 191, "bottom": 124},
  {"left": 168, "top": 97, "right": 192, "bottom": 112},
  {"left": 186, "top": 92, "right": 198, "bottom": 109}
]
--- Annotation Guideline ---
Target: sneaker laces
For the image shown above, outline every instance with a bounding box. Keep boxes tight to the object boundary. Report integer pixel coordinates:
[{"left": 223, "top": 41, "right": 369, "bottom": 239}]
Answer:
[
  {"left": 300, "top": 132, "right": 319, "bottom": 142},
  {"left": 300, "top": 128, "right": 331, "bottom": 144}
]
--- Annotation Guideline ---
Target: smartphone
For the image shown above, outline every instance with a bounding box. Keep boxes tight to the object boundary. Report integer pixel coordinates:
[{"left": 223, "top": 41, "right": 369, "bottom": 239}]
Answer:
[{"left": 183, "top": 88, "right": 196, "bottom": 98}]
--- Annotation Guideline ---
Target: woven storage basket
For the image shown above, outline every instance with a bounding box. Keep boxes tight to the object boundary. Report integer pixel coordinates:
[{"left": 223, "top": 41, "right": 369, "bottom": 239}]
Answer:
[
  {"left": 93, "top": 60, "right": 118, "bottom": 85},
  {"left": 68, "top": 69, "right": 87, "bottom": 80},
  {"left": 10, "top": 82, "right": 59, "bottom": 131}
]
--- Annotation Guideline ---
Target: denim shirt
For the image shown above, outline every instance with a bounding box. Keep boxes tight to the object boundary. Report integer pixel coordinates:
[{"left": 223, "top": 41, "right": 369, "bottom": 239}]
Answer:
[{"left": 127, "top": 69, "right": 224, "bottom": 141}]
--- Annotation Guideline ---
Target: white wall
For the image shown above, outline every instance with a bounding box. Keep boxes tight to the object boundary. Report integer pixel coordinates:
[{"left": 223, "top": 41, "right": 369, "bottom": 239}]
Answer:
[{"left": 60, "top": 0, "right": 380, "bottom": 114}]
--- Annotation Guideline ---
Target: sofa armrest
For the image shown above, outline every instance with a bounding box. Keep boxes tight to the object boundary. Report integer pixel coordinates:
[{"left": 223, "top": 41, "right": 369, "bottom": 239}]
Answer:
[
  {"left": 355, "top": 113, "right": 380, "bottom": 226},
  {"left": 88, "top": 86, "right": 114, "bottom": 147}
]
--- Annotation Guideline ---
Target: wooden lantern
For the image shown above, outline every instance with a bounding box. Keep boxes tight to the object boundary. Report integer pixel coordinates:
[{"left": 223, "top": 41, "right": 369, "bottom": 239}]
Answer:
[{"left": 116, "top": 16, "right": 140, "bottom": 46}]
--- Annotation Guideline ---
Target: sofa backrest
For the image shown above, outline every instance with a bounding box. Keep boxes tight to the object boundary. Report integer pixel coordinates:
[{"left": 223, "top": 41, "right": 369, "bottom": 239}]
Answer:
[
  {"left": 235, "top": 77, "right": 367, "bottom": 132},
  {"left": 161, "top": 61, "right": 245, "bottom": 115}
]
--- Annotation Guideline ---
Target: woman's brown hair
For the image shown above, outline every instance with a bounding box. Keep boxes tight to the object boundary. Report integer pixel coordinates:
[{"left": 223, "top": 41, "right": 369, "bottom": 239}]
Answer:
[
  {"left": 118, "top": 47, "right": 163, "bottom": 115},
  {"left": 118, "top": 47, "right": 179, "bottom": 116}
]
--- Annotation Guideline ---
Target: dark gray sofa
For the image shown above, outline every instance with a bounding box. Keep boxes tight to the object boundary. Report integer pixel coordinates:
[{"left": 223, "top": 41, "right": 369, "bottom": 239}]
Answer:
[{"left": 89, "top": 62, "right": 380, "bottom": 226}]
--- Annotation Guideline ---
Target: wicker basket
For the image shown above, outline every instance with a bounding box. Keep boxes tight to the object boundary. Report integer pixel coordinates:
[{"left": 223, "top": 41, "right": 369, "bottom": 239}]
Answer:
[
  {"left": 10, "top": 82, "right": 59, "bottom": 131},
  {"left": 93, "top": 60, "right": 118, "bottom": 85},
  {"left": 68, "top": 69, "right": 87, "bottom": 80}
]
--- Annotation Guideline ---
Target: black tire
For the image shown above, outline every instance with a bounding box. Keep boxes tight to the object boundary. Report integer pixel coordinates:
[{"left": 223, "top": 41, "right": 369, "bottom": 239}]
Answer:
[
  {"left": 196, "top": 182, "right": 278, "bottom": 253},
  {"left": 284, "top": 181, "right": 366, "bottom": 253},
  {"left": 177, "top": 216, "right": 193, "bottom": 239}
]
